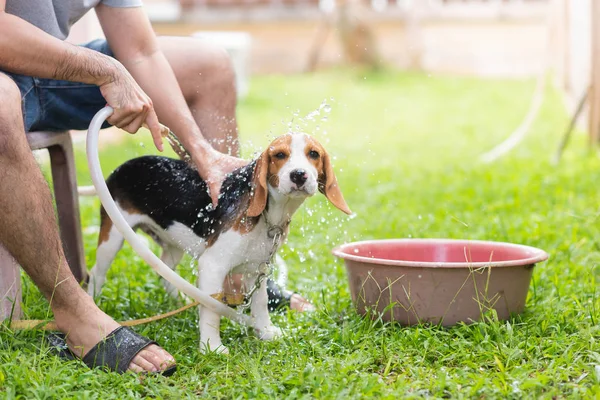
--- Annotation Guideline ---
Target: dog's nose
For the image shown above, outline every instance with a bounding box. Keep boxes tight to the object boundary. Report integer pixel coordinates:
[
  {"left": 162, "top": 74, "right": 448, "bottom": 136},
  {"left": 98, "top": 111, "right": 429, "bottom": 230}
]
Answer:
[{"left": 290, "top": 169, "right": 308, "bottom": 186}]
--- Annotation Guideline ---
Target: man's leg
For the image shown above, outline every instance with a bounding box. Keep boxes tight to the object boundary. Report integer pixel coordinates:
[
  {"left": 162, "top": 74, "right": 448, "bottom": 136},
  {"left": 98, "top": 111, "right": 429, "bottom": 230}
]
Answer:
[
  {"left": 157, "top": 37, "right": 314, "bottom": 312},
  {"left": 157, "top": 36, "right": 240, "bottom": 156},
  {"left": 0, "top": 73, "right": 174, "bottom": 373}
]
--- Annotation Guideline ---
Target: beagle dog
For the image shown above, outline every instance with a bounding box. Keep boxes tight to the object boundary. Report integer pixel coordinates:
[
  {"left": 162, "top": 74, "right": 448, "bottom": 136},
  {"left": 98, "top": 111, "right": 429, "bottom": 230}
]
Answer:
[{"left": 87, "top": 133, "right": 351, "bottom": 353}]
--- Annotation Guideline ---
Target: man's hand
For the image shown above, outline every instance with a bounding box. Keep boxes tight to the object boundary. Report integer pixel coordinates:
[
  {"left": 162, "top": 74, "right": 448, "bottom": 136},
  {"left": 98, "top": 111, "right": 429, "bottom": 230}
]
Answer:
[
  {"left": 195, "top": 151, "right": 248, "bottom": 207},
  {"left": 99, "top": 61, "right": 164, "bottom": 152}
]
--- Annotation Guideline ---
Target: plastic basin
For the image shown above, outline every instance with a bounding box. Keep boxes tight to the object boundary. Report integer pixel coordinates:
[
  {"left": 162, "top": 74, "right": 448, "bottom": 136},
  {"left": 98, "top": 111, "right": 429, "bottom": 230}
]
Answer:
[{"left": 332, "top": 238, "right": 549, "bottom": 326}]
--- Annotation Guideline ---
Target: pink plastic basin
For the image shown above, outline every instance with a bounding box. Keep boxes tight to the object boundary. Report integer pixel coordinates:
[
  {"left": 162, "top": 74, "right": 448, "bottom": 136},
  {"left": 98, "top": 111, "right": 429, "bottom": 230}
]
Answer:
[{"left": 332, "top": 239, "right": 548, "bottom": 326}]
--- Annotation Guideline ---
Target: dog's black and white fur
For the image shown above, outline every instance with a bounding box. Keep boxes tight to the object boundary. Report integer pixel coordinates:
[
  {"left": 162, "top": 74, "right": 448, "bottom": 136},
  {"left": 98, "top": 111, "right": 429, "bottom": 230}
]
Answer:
[{"left": 87, "top": 133, "right": 351, "bottom": 353}]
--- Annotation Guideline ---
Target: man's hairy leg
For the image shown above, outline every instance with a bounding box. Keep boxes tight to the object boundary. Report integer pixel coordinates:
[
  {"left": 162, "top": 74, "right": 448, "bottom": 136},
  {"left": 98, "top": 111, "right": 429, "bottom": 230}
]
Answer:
[{"left": 0, "top": 73, "right": 174, "bottom": 373}]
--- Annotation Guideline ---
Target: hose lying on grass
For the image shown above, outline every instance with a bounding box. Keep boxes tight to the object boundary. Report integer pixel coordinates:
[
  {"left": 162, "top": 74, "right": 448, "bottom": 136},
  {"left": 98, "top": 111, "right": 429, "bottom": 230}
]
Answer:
[{"left": 10, "top": 301, "right": 201, "bottom": 330}]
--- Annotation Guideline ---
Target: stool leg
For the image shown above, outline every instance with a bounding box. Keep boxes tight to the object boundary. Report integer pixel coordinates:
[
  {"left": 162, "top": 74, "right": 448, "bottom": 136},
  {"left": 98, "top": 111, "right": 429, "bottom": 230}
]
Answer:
[
  {"left": 48, "top": 138, "right": 87, "bottom": 283},
  {"left": 0, "top": 244, "right": 22, "bottom": 321}
]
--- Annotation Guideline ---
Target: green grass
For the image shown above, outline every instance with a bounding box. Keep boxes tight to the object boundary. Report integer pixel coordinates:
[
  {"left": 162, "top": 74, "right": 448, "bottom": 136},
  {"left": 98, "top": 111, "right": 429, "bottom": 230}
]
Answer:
[{"left": 2, "top": 68, "right": 600, "bottom": 399}]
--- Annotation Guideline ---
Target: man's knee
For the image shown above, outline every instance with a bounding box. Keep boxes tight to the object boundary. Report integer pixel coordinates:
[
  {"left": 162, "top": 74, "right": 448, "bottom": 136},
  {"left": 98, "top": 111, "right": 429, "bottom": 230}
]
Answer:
[
  {"left": 0, "top": 73, "right": 24, "bottom": 155},
  {"left": 0, "top": 74, "right": 22, "bottom": 118},
  {"left": 208, "top": 45, "right": 236, "bottom": 82},
  {"left": 194, "top": 41, "right": 236, "bottom": 96}
]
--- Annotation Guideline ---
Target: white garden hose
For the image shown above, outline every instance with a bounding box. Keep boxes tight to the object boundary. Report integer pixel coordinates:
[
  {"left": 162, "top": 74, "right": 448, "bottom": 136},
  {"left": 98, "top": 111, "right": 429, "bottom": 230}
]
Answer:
[{"left": 86, "top": 106, "right": 253, "bottom": 327}]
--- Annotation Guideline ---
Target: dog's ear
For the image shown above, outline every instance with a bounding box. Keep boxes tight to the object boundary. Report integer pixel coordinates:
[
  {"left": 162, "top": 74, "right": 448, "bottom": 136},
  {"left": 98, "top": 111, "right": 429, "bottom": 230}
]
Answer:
[
  {"left": 247, "top": 151, "right": 269, "bottom": 217},
  {"left": 319, "top": 151, "right": 352, "bottom": 215}
]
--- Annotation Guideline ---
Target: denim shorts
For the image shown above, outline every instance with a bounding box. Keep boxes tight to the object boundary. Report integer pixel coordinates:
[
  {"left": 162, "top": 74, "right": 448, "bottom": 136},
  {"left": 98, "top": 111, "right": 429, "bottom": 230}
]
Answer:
[{"left": 4, "top": 39, "right": 113, "bottom": 132}]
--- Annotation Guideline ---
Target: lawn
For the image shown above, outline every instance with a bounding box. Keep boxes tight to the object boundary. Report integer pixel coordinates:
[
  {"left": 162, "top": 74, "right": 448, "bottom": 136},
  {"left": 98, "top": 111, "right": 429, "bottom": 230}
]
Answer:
[{"left": 1, "top": 68, "right": 599, "bottom": 399}]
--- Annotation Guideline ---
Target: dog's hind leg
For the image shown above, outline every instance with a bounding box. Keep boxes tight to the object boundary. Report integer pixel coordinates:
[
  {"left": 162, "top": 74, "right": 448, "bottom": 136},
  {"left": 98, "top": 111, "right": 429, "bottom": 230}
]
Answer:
[
  {"left": 159, "top": 245, "right": 184, "bottom": 299},
  {"left": 87, "top": 210, "right": 125, "bottom": 298}
]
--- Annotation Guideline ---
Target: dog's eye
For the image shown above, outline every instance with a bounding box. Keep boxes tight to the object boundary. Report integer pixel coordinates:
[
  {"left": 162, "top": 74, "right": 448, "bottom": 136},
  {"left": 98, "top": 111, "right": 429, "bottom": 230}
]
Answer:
[
  {"left": 274, "top": 152, "right": 287, "bottom": 160},
  {"left": 308, "top": 150, "right": 320, "bottom": 159}
]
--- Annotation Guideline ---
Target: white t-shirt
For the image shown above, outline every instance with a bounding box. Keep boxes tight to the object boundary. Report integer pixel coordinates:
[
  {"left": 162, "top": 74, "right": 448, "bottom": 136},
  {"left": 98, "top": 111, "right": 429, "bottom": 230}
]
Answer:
[{"left": 5, "top": 0, "right": 143, "bottom": 40}]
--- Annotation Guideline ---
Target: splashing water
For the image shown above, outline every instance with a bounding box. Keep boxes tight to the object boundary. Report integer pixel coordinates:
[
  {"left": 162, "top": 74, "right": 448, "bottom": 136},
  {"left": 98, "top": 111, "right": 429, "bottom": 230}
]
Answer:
[
  {"left": 250, "top": 98, "right": 337, "bottom": 156},
  {"left": 320, "top": 102, "right": 332, "bottom": 114},
  {"left": 305, "top": 110, "right": 320, "bottom": 121}
]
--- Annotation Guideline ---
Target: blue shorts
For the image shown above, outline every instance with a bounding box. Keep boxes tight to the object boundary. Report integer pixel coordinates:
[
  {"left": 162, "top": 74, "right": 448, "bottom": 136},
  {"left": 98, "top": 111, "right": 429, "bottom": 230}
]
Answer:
[{"left": 4, "top": 39, "right": 113, "bottom": 132}]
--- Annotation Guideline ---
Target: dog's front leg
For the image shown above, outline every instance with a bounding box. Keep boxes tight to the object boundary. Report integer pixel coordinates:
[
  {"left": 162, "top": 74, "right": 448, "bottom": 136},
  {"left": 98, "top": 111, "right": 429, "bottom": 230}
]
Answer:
[
  {"left": 250, "top": 274, "right": 283, "bottom": 341},
  {"left": 197, "top": 254, "right": 230, "bottom": 354}
]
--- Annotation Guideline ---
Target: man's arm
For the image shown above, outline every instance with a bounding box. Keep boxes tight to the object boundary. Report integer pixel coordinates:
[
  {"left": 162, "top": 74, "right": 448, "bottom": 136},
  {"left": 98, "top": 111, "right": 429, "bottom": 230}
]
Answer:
[
  {"left": 95, "top": 4, "right": 246, "bottom": 204},
  {"left": 0, "top": 0, "right": 164, "bottom": 150},
  {"left": 0, "top": 6, "right": 113, "bottom": 85}
]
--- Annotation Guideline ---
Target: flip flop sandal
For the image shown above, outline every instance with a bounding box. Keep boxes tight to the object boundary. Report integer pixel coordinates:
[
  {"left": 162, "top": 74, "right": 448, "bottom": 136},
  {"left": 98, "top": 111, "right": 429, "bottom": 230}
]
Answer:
[
  {"left": 46, "top": 326, "right": 177, "bottom": 376},
  {"left": 266, "top": 278, "right": 294, "bottom": 312},
  {"left": 266, "top": 278, "right": 317, "bottom": 312}
]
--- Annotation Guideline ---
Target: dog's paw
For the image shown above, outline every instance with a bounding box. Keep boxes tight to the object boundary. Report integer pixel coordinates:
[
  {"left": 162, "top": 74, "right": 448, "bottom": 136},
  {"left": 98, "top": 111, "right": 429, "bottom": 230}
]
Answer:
[
  {"left": 200, "top": 340, "right": 229, "bottom": 355},
  {"left": 257, "top": 325, "right": 283, "bottom": 341},
  {"left": 214, "top": 345, "right": 229, "bottom": 355}
]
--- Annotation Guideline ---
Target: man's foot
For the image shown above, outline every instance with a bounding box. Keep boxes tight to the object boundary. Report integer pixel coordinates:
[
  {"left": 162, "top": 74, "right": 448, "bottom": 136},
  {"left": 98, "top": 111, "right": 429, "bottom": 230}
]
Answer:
[
  {"left": 289, "top": 293, "right": 316, "bottom": 313},
  {"left": 53, "top": 295, "right": 175, "bottom": 373},
  {"left": 266, "top": 278, "right": 315, "bottom": 313}
]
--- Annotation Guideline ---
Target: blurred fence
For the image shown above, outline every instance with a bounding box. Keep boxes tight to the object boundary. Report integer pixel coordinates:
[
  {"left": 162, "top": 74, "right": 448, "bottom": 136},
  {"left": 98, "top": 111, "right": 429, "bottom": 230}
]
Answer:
[
  {"left": 173, "top": 0, "right": 550, "bottom": 15},
  {"left": 177, "top": 0, "right": 546, "bottom": 10}
]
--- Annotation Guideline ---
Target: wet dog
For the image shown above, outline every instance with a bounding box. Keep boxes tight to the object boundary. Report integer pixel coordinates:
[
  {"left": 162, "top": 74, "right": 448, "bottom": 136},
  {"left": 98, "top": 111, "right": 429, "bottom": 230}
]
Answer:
[{"left": 87, "top": 133, "right": 351, "bottom": 353}]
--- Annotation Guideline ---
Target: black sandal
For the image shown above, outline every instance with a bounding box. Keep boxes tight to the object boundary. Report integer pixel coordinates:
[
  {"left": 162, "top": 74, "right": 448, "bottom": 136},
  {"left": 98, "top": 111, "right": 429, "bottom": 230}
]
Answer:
[
  {"left": 47, "top": 326, "right": 177, "bottom": 376},
  {"left": 266, "top": 278, "right": 294, "bottom": 312},
  {"left": 266, "top": 278, "right": 315, "bottom": 312}
]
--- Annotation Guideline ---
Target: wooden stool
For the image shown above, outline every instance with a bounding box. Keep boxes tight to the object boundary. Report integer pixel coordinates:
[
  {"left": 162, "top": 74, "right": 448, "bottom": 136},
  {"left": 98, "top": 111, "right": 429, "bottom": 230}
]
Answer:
[{"left": 1, "top": 131, "right": 87, "bottom": 320}]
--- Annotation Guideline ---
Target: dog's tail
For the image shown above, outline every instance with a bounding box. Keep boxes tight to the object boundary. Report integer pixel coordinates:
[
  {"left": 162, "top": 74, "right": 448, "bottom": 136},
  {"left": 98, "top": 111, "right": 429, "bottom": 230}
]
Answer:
[{"left": 77, "top": 185, "right": 97, "bottom": 197}]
